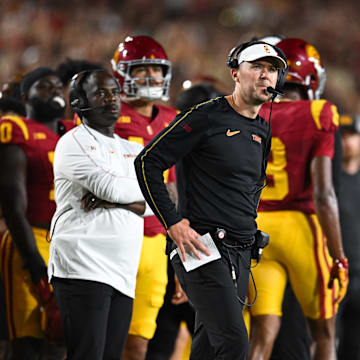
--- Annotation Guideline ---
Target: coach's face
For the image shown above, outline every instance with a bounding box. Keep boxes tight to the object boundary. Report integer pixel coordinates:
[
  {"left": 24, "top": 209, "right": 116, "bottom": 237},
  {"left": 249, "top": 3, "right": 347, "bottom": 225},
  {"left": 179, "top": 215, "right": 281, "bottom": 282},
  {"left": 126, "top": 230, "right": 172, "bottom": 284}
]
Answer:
[
  {"left": 233, "top": 59, "right": 278, "bottom": 105},
  {"left": 83, "top": 72, "right": 121, "bottom": 129}
]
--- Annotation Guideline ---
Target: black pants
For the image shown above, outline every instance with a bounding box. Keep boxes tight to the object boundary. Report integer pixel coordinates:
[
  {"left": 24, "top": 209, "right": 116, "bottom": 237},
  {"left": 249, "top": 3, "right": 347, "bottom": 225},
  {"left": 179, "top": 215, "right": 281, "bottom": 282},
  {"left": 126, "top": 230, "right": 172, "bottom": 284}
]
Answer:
[
  {"left": 146, "top": 257, "right": 195, "bottom": 360},
  {"left": 172, "top": 245, "right": 251, "bottom": 360},
  {"left": 52, "top": 277, "right": 133, "bottom": 360}
]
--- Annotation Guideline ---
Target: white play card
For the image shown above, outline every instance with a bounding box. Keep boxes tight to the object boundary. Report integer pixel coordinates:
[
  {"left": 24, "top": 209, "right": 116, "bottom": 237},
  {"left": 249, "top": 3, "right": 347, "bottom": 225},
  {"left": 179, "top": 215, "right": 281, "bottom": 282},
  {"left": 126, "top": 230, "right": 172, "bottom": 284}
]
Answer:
[{"left": 171, "top": 232, "right": 221, "bottom": 272}]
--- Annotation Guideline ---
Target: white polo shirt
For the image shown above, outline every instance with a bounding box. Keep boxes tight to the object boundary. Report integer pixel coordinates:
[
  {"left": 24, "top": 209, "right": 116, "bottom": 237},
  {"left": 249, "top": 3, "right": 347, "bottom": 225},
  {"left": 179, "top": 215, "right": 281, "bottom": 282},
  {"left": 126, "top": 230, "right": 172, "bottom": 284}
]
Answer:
[{"left": 48, "top": 124, "right": 152, "bottom": 298}]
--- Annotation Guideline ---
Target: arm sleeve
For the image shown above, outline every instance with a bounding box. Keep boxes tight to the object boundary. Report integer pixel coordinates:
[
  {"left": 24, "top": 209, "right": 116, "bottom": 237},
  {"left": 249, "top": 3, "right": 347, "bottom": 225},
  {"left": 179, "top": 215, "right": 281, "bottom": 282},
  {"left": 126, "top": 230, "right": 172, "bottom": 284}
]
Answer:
[
  {"left": 134, "top": 108, "right": 208, "bottom": 229},
  {"left": 54, "top": 129, "right": 145, "bottom": 204}
]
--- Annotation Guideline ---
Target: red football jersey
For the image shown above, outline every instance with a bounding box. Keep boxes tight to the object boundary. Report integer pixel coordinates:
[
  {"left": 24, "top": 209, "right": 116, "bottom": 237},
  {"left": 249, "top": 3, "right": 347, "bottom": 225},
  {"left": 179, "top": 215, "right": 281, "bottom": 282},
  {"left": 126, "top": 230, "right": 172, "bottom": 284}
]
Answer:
[
  {"left": 115, "top": 102, "right": 178, "bottom": 236},
  {"left": 258, "top": 99, "right": 339, "bottom": 213},
  {"left": 0, "top": 115, "right": 73, "bottom": 224}
]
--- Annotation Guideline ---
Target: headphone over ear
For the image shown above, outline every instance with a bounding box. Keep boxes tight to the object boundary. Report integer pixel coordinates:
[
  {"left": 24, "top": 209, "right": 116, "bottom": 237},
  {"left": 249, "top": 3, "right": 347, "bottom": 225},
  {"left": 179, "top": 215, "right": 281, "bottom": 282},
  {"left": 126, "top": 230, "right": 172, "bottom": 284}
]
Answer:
[
  {"left": 227, "top": 40, "right": 288, "bottom": 93},
  {"left": 69, "top": 70, "right": 92, "bottom": 115}
]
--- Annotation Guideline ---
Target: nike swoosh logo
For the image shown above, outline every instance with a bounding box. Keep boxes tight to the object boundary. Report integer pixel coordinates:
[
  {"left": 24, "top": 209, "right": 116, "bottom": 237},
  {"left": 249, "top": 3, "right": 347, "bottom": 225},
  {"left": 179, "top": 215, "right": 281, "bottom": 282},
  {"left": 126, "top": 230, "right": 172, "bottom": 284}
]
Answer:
[{"left": 226, "top": 129, "right": 241, "bottom": 137}]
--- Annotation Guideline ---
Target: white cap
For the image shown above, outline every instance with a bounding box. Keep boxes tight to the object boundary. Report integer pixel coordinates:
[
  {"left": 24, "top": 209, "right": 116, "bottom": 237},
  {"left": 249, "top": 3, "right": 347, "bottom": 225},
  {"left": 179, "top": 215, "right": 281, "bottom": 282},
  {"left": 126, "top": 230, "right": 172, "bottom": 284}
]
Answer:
[{"left": 237, "top": 43, "right": 287, "bottom": 69}]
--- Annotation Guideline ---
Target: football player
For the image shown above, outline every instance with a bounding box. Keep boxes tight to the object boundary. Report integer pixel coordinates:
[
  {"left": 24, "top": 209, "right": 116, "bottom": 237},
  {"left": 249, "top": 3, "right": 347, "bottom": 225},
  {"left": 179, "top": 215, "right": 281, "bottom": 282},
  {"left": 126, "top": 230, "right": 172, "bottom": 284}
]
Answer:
[
  {"left": 0, "top": 67, "right": 72, "bottom": 359},
  {"left": 0, "top": 83, "right": 26, "bottom": 360},
  {"left": 249, "top": 38, "right": 348, "bottom": 360},
  {"left": 111, "top": 35, "right": 178, "bottom": 360}
]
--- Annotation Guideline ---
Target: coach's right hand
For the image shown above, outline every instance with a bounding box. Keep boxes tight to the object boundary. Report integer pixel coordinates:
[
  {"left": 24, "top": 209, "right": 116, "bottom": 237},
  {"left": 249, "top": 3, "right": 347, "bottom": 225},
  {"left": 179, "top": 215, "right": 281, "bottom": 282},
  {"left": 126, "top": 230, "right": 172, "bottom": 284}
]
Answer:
[{"left": 167, "top": 219, "right": 211, "bottom": 261}]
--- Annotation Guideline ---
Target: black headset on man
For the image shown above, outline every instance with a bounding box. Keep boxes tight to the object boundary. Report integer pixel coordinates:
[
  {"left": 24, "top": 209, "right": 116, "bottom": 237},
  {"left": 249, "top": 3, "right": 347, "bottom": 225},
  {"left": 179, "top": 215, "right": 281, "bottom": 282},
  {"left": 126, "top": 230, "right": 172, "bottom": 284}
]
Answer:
[
  {"left": 227, "top": 40, "right": 288, "bottom": 99},
  {"left": 69, "top": 69, "right": 121, "bottom": 117}
]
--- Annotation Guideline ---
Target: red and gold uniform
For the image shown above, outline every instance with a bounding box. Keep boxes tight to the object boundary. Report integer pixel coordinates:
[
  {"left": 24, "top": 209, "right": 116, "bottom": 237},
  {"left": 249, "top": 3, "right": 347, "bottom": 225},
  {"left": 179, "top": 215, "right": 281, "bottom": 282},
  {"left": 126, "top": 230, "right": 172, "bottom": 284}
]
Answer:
[
  {"left": 115, "top": 102, "right": 177, "bottom": 339},
  {"left": 0, "top": 115, "right": 73, "bottom": 339},
  {"left": 248, "top": 100, "right": 340, "bottom": 320}
]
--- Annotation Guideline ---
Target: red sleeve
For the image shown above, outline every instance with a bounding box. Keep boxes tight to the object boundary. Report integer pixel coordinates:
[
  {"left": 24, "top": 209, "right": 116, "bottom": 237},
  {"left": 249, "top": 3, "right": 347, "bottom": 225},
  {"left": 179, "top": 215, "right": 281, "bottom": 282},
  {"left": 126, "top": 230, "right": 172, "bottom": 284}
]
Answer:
[{"left": 311, "top": 100, "right": 339, "bottom": 159}]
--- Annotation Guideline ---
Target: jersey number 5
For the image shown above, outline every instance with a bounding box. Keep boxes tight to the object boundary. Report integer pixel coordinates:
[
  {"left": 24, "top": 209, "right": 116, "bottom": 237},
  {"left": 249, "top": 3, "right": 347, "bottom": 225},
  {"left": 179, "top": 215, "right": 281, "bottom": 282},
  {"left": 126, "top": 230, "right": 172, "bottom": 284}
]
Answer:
[{"left": 261, "top": 137, "right": 289, "bottom": 201}]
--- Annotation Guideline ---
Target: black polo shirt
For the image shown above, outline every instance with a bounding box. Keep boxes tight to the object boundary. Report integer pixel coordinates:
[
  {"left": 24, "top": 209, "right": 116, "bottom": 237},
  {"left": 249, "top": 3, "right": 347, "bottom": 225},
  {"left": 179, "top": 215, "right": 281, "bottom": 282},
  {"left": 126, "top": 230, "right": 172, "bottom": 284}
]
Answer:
[{"left": 135, "top": 96, "right": 271, "bottom": 242}]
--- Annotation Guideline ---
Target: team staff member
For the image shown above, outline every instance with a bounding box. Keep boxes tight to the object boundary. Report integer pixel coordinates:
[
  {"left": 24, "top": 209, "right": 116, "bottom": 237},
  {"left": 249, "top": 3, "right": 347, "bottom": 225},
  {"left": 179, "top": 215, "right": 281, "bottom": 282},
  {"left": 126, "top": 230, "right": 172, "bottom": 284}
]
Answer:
[
  {"left": 0, "top": 67, "right": 71, "bottom": 359},
  {"left": 111, "top": 35, "right": 177, "bottom": 360},
  {"left": 49, "top": 69, "right": 153, "bottom": 360},
  {"left": 134, "top": 41, "right": 287, "bottom": 360},
  {"left": 146, "top": 82, "right": 225, "bottom": 360},
  {"left": 249, "top": 38, "right": 348, "bottom": 360}
]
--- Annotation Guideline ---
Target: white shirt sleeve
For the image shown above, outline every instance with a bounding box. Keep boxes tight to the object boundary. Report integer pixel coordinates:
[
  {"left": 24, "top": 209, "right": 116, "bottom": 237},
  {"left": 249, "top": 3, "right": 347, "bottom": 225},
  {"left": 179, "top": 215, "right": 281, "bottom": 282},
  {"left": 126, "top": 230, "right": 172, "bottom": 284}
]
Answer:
[{"left": 54, "top": 128, "right": 145, "bottom": 204}]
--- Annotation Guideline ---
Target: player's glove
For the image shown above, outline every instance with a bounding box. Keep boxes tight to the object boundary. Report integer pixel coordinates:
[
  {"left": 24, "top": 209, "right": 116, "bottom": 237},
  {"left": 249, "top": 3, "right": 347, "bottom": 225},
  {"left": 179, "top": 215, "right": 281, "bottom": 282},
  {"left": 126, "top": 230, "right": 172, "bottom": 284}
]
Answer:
[
  {"left": 328, "top": 258, "right": 349, "bottom": 305},
  {"left": 31, "top": 276, "right": 64, "bottom": 344}
]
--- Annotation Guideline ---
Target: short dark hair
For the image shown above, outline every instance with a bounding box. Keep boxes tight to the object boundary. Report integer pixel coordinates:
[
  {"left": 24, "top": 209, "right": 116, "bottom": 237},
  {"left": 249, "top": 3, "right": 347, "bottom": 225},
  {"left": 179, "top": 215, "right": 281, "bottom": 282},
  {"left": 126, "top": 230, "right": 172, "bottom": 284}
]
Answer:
[
  {"left": 57, "top": 58, "right": 105, "bottom": 86},
  {"left": 1, "top": 77, "right": 23, "bottom": 101},
  {"left": 175, "top": 83, "right": 224, "bottom": 111},
  {"left": 283, "top": 82, "right": 308, "bottom": 100},
  {"left": 0, "top": 97, "right": 26, "bottom": 117},
  {"left": 339, "top": 114, "right": 360, "bottom": 134},
  {"left": 20, "top": 67, "right": 57, "bottom": 97}
]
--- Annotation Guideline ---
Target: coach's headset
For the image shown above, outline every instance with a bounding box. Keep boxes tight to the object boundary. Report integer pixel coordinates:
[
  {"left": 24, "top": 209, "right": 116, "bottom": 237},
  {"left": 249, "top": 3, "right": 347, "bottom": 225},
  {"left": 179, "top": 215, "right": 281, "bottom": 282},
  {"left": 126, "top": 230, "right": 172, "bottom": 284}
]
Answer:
[
  {"left": 227, "top": 40, "right": 288, "bottom": 98},
  {"left": 69, "top": 69, "right": 121, "bottom": 117}
]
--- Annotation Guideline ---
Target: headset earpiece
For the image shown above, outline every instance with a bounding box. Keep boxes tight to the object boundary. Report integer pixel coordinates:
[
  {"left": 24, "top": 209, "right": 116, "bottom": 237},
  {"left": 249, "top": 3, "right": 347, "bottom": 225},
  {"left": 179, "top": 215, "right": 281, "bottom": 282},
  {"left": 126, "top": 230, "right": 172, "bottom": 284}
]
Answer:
[
  {"left": 69, "top": 71, "right": 91, "bottom": 116},
  {"left": 227, "top": 44, "right": 245, "bottom": 69},
  {"left": 272, "top": 44, "right": 288, "bottom": 91}
]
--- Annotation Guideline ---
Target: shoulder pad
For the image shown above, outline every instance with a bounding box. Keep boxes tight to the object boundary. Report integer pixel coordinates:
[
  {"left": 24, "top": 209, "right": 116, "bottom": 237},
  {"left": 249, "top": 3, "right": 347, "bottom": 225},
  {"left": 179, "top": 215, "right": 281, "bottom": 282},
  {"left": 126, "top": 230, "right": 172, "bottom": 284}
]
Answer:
[{"left": 310, "top": 100, "right": 339, "bottom": 132}]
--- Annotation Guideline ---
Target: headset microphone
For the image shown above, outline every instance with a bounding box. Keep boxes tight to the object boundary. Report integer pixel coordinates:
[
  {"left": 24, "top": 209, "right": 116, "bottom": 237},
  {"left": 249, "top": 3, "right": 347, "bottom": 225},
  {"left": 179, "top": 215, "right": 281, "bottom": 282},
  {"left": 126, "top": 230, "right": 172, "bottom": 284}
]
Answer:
[
  {"left": 266, "top": 86, "right": 284, "bottom": 97},
  {"left": 78, "top": 105, "right": 108, "bottom": 112},
  {"left": 70, "top": 99, "right": 108, "bottom": 113}
]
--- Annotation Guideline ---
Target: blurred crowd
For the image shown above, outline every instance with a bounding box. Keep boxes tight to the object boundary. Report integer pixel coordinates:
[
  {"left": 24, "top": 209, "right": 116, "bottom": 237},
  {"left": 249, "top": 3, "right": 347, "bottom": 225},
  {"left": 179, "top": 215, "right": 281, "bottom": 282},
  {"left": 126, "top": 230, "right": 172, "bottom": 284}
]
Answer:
[{"left": 1, "top": 0, "right": 360, "bottom": 113}]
